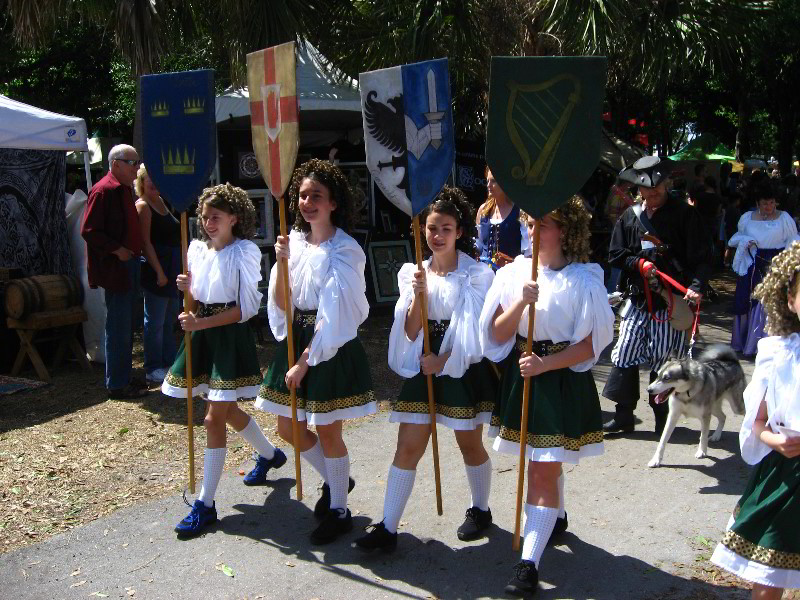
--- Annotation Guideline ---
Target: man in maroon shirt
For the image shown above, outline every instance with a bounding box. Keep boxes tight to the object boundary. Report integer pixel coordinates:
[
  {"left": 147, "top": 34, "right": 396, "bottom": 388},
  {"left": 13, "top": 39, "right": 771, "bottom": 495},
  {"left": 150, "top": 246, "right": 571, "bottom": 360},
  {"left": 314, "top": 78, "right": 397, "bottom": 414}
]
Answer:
[{"left": 81, "top": 144, "right": 146, "bottom": 399}]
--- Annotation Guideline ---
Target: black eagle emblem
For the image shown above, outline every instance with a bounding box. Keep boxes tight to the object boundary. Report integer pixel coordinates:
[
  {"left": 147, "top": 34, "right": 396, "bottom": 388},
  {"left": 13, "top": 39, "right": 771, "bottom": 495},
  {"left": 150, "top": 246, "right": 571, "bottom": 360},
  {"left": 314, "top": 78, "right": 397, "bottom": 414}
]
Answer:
[{"left": 363, "top": 90, "right": 409, "bottom": 193}]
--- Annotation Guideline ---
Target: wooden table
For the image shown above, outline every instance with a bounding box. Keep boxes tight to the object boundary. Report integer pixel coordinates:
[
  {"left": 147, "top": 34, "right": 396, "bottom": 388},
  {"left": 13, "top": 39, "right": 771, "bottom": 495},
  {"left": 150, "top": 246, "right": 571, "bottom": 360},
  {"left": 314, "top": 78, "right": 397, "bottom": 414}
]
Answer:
[{"left": 7, "top": 306, "right": 91, "bottom": 382}]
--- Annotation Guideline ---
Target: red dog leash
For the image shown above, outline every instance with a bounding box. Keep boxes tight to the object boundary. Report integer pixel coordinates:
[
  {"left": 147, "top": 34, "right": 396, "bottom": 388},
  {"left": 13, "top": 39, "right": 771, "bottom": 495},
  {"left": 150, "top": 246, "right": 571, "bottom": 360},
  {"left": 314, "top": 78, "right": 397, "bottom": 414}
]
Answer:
[{"left": 636, "top": 258, "right": 702, "bottom": 357}]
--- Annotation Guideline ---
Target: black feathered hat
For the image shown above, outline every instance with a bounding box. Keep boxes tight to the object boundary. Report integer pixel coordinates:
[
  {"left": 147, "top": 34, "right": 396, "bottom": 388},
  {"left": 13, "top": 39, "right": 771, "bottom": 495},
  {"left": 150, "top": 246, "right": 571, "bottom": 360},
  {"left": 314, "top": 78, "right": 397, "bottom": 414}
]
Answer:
[{"left": 618, "top": 156, "right": 674, "bottom": 188}]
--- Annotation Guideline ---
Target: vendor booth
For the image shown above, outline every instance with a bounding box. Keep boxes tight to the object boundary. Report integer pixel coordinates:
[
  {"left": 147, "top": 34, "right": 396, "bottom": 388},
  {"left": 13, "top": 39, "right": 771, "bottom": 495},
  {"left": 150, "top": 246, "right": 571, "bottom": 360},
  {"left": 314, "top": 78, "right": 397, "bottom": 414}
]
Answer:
[{"left": 0, "top": 95, "right": 103, "bottom": 370}]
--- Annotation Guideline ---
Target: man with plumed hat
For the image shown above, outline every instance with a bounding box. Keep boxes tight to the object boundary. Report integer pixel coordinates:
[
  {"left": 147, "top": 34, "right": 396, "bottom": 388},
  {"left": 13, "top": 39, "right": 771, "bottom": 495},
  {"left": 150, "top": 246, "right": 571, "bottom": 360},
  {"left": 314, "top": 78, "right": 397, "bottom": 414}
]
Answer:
[{"left": 602, "top": 157, "right": 713, "bottom": 435}]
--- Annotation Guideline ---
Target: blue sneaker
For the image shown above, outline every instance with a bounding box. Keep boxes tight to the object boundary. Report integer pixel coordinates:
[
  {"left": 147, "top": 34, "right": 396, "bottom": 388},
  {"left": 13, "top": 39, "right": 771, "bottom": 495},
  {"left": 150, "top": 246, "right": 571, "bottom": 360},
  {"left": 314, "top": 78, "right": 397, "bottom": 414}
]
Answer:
[
  {"left": 243, "top": 448, "right": 287, "bottom": 486},
  {"left": 174, "top": 499, "right": 217, "bottom": 537}
]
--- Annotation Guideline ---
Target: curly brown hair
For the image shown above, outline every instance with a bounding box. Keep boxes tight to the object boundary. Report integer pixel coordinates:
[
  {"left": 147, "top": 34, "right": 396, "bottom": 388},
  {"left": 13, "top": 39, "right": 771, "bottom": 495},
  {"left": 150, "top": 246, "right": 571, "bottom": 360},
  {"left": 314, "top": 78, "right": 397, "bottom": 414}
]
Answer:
[
  {"left": 288, "top": 158, "right": 354, "bottom": 233},
  {"left": 417, "top": 186, "right": 478, "bottom": 259},
  {"left": 753, "top": 241, "right": 800, "bottom": 336},
  {"left": 195, "top": 183, "right": 257, "bottom": 241},
  {"left": 519, "top": 195, "right": 592, "bottom": 263}
]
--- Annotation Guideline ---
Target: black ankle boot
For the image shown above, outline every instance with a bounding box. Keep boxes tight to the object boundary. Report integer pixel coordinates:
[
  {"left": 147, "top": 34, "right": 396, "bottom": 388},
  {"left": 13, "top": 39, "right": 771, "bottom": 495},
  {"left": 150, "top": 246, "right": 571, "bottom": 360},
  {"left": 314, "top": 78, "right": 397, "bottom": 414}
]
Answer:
[
  {"left": 313, "top": 477, "right": 356, "bottom": 519},
  {"left": 603, "top": 407, "right": 635, "bottom": 433}
]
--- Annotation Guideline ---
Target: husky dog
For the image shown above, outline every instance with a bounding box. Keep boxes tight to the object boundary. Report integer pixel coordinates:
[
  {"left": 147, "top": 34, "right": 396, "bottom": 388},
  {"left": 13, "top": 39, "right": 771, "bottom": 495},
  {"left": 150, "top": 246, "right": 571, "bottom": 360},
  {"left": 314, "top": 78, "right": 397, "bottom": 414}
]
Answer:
[{"left": 646, "top": 345, "right": 746, "bottom": 468}]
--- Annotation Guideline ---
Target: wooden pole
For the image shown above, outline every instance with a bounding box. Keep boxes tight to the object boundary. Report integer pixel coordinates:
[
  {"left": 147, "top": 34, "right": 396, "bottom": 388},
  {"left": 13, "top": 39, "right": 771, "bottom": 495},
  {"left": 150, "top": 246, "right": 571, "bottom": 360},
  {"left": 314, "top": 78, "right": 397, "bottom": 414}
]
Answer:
[
  {"left": 512, "top": 219, "right": 541, "bottom": 551},
  {"left": 277, "top": 194, "right": 303, "bottom": 501},
  {"left": 180, "top": 212, "right": 195, "bottom": 494},
  {"left": 412, "top": 216, "right": 443, "bottom": 516}
]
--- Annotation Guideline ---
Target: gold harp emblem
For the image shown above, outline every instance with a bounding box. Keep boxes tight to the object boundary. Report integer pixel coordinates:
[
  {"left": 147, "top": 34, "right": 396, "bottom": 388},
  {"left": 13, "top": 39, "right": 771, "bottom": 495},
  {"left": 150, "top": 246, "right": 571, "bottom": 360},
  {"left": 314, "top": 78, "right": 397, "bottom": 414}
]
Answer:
[{"left": 505, "top": 74, "right": 581, "bottom": 186}]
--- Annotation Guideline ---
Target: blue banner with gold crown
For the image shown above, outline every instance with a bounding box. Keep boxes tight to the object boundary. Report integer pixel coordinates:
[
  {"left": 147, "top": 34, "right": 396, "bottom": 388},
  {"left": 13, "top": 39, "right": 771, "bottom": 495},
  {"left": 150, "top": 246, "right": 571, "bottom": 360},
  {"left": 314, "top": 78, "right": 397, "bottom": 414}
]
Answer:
[{"left": 140, "top": 70, "right": 216, "bottom": 212}]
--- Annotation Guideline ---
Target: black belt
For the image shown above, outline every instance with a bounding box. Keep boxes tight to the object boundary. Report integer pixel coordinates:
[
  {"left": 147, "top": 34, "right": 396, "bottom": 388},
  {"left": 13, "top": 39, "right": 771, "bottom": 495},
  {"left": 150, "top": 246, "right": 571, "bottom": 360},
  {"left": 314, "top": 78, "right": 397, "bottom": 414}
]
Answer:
[
  {"left": 514, "top": 336, "right": 569, "bottom": 356},
  {"left": 427, "top": 319, "right": 450, "bottom": 337},
  {"left": 196, "top": 301, "right": 236, "bottom": 317},
  {"left": 293, "top": 309, "right": 316, "bottom": 327}
]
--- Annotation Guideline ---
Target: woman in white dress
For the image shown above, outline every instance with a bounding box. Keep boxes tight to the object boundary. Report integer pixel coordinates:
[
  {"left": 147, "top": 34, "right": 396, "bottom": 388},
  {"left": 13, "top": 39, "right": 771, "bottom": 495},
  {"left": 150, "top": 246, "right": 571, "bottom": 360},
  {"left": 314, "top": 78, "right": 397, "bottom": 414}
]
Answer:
[{"left": 729, "top": 182, "right": 799, "bottom": 356}]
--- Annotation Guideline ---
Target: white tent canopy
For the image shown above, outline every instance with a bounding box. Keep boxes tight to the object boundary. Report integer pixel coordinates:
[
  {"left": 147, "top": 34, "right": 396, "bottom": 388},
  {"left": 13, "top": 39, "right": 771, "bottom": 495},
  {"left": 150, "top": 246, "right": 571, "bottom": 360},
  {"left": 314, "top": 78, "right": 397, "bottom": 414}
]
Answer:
[{"left": 0, "top": 94, "right": 92, "bottom": 187}]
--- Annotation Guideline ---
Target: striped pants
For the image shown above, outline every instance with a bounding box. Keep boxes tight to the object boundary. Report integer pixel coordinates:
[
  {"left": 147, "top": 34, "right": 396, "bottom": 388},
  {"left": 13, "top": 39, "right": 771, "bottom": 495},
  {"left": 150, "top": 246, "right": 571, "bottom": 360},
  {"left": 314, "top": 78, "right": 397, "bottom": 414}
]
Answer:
[
  {"left": 604, "top": 303, "right": 686, "bottom": 406},
  {"left": 611, "top": 304, "right": 687, "bottom": 371}
]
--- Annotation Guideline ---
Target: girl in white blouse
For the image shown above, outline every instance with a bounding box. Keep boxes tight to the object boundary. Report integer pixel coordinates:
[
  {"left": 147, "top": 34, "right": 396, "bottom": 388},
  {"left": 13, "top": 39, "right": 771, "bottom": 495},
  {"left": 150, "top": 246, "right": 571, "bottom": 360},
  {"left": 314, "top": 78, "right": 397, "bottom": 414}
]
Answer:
[
  {"left": 163, "top": 184, "right": 285, "bottom": 538},
  {"left": 256, "top": 159, "right": 375, "bottom": 545},
  {"left": 479, "top": 196, "right": 614, "bottom": 597},
  {"left": 711, "top": 242, "right": 800, "bottom": 598},
  {"left": 355, "top": 187, "right": 496, "bottom": 552}
]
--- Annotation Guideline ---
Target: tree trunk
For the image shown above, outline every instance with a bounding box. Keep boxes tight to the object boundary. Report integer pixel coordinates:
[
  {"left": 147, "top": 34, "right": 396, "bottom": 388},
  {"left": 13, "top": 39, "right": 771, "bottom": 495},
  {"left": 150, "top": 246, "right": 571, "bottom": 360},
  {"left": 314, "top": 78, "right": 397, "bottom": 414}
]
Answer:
[
  {"left": 735, "top": 93, "right": 750, "bottom": 162},
  {"left": 659, "top": 92, "right": 669, "bottom": 157},
  {"left": 777, "top": 103, "right": 797, "bottom": 177}
]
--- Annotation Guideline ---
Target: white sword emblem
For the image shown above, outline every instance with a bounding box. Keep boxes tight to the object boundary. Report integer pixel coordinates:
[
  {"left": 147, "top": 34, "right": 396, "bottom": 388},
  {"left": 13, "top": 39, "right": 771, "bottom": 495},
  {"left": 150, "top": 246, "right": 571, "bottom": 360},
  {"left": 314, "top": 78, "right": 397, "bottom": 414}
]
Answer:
[{"left": 424, "top": 68, "right": 444, "bottom": 149}]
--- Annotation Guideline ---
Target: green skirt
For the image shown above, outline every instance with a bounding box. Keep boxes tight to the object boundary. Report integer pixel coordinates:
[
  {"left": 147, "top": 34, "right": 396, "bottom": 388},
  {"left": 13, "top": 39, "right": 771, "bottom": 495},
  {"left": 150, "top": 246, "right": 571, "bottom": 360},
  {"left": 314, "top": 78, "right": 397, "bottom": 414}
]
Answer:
[
  {"left": 255, "top": 309, "right": 376, "bottom": 426},
  {"left": 489, "top": 336, "right": 604, "bottom": 464},
  {"left": 390, "top": 319, "right": 499, "bottom": 430},
  {"left": 711, "top": 451, "right": 800, "bottom": 588},
  {"left": 162, "top": 303, "right": 262, "bottom": 401}
]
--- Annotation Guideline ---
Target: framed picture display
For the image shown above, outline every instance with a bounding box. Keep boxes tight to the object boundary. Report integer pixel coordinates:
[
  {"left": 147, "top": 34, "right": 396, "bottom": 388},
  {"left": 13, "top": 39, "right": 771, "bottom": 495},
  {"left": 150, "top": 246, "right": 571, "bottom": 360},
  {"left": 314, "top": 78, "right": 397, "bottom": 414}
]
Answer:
[
  {"left": 247, "top": 189, "right": 276, "bottom": 247},
  {"left": 367, "top": 240, "right": 413, "bottom": 303},
  {"left": 188, "top": 216, "right": 199, "bottom": 241},
  {"left": 338, "top": 162, "right": 373, "bottom": 230}
]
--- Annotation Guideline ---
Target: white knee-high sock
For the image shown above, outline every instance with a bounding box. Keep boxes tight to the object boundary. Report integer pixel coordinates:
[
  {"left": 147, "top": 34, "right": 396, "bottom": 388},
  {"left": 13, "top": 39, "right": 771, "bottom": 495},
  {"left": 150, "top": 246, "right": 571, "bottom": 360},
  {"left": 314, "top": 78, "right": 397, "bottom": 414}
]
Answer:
[
  {"left": 300, "top": 438, "right": 328, "bottom": 483},
  {"left": 383, "top": 465, "right": 416, "bottom": 533},
  {"left": 198, "top": 447, "right": 227, "bottom": 507},
  {"left": 238, "top": 418, "right": 275, "bottom": 459},
  {"left": 325, "top": 455, "right": 350, "bottom": 516},
  {"left": 557, "top": 472, "right": 565, "bottom": 518},
  {"left": 465, "top": 458, "right": 492, "bottom": 511},
  {"left": 521, "top": 504, "right": 558, "bottom": 567}
]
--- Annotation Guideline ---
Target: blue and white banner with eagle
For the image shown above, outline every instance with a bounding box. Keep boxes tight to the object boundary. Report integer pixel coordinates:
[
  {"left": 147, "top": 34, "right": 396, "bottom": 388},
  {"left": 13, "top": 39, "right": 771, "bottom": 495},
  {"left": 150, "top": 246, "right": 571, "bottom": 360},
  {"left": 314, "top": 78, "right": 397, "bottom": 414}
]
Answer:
[{"left": 359, "top": 58, "right": 455, "bottom": 217}]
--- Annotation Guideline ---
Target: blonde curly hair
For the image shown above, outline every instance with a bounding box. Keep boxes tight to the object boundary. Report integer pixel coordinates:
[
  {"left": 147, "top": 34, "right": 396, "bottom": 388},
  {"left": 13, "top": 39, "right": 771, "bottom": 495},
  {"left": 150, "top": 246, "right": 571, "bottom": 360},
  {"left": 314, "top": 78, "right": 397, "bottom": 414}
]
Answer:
[
  {"left": 134, "top": 163, "right": 151, "bottom": 198},
  {"left": 519, "top": 195, "right": 592, "bottom": 263},
  {"left": 195, "top": 183, "right": 257, "bottom": 241},
  {"left": 753, "top": 241, "right": 800, "bottom": 336}
]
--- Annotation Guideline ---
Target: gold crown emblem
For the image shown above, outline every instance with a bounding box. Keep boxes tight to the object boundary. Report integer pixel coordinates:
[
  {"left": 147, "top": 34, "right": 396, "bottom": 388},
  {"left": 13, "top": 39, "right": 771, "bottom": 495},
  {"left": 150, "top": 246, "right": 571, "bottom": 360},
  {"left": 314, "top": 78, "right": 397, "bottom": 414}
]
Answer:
[
  {"left": 183, "top": 97, "right": 205, "bottom": 115},
  {"left": 161, "top": 146, "right": 196, "bottom": 175},
  {"left": 151, "top": 101, "right": 169, "bottom": 117}
]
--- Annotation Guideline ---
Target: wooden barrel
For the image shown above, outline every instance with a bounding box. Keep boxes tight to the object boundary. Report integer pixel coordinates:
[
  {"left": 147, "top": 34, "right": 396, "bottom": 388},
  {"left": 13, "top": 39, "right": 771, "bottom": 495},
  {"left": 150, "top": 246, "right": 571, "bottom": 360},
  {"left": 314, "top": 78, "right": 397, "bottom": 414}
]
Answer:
[{"left": 4, "top": 275, "right": 85, "bottom": 320}]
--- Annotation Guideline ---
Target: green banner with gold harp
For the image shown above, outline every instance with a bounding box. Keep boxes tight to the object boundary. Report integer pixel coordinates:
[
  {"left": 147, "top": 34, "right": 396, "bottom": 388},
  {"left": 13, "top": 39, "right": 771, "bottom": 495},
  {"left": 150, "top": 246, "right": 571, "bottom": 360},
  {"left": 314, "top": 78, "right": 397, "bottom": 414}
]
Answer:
[{"left": 486, "top": 56, "right": 607, "bottom": 218}]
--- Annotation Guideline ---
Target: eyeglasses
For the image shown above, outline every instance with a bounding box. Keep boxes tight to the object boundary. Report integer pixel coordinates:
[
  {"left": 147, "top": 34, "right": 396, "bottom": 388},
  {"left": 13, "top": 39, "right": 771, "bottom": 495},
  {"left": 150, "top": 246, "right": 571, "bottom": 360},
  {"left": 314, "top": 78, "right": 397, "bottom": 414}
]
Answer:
[{"left": 114, "top": 158, "right": 141, "bottom": 166}]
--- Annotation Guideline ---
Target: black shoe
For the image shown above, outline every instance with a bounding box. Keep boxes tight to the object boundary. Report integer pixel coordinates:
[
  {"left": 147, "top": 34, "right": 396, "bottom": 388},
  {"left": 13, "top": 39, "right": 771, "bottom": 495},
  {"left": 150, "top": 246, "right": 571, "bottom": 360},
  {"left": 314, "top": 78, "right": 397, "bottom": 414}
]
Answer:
[
  {"left": 456, "top": 506, "right": 493, "bottom": 541},
  {"left": 504, "top": 560, "right": 538, "bottom": 597},
  {"left": 602, "top": 417, "right": 634, "bottom": 434},
  {"left": 314, "top": 477, "right": 355, "bottom": 519},
  {"left": 310, "top": 508, "right": 353, "bottom": 544},
  {"left": 354, "top": 521, "right": 397, "bottom": 552},
  {"left": 548, "top": 512, "right": 568, "bottom": 545}
]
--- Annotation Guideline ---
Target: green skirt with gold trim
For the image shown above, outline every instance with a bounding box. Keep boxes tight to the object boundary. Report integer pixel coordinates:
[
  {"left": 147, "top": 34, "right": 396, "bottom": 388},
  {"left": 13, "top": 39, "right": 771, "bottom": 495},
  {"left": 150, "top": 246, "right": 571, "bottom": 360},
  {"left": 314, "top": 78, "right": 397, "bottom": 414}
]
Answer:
[
  {"left": 255, "top": 309, "right": 376, "bottom": 426},
  {"left": 161, "top": 303, "right": 262, "bottom": 401},
  {"left": 711, "top": 451, "right": 800, "bottom": 588},
  {"left": 488, "top": 336, "right": 604, "bottom": 464},
  {"left": 390, "top": 320, "right": 499, "bottom": 431}
]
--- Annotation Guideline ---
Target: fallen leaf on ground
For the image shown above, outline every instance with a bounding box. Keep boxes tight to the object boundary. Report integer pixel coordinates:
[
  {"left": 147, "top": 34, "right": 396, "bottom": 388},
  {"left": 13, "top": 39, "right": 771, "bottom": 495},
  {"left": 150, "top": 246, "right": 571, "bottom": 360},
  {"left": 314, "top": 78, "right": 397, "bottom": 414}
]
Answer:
[{"left": 70, "top": 580, "right": 87, "bottom": 588}]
